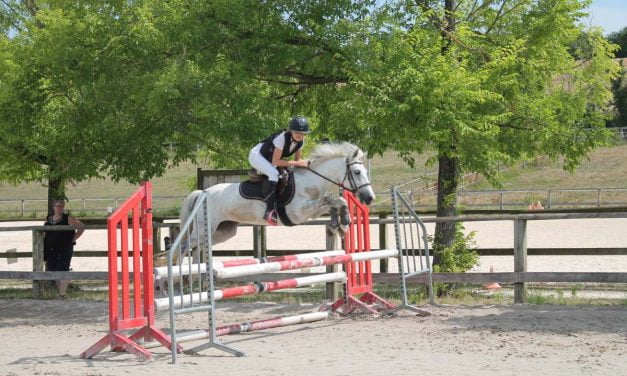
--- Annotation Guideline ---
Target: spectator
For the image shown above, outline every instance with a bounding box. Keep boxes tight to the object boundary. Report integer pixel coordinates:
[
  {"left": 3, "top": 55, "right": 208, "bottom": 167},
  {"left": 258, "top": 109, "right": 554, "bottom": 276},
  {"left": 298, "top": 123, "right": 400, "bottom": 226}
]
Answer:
[
  {"left": 43, "top": 199, "right": 84, "bottom": 298},
  {"left": 528, "top": 201, "right": 544, "bottom": 210}
]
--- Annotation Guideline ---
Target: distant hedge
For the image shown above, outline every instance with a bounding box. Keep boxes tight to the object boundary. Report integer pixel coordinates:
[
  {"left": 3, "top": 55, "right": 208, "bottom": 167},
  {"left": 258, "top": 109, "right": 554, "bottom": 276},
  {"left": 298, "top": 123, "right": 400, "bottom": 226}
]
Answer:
[{"left": 611, "top": 59, "right": 627, "bottom": 128}]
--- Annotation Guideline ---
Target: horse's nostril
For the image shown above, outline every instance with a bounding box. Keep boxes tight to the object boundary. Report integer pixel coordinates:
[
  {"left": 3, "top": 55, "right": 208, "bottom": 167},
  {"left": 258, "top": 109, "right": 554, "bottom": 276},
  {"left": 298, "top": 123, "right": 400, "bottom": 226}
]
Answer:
[{"left": 359, "top": 193, "right": 374, "bottom": 205}]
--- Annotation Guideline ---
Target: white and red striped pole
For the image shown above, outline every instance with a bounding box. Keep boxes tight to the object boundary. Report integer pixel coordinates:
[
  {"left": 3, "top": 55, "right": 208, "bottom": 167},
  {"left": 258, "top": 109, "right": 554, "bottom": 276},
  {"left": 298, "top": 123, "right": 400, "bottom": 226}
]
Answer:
[
  {"left": 145, "top": 312, "right": 330, "bottom": 349},
  {"left": 154, "top": 250, "right": 346, "bottom": 279},
  {"left": 155, "top": 272, "right": 346, "bottom": 311},
  {"left": 214, "top": 249, "right": 399, "bottom": 279}
]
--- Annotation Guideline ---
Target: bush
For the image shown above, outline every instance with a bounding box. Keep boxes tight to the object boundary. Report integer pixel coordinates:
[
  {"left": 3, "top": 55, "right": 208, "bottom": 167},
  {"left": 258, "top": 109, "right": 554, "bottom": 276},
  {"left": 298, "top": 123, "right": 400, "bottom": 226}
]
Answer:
[
  {"left": 430, "top": 223, "right": 479, "bottom": 273},
  {"left": 429, "top": 223, "right": 479, "bottom": 296}
]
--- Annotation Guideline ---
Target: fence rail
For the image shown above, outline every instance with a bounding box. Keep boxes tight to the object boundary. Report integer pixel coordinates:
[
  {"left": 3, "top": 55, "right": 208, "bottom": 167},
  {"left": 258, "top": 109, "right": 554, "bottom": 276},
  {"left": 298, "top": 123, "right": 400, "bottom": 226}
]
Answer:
[
  {"left": 0, "top": 196, "right": 183, "bottom": 216},
  {"left": 371, "top": 187, "right": 627, "bottom": 211}
]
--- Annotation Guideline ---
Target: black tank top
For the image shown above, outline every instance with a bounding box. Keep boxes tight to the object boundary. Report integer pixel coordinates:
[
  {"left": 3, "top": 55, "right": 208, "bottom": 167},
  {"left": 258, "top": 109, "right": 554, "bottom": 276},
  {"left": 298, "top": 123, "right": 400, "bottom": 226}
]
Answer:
[
  {"left": 259, "top": 130, "right": 303, "bottom": 162},
  {"left": 44, "top": 214, "right": 75, "bottom": 250}
]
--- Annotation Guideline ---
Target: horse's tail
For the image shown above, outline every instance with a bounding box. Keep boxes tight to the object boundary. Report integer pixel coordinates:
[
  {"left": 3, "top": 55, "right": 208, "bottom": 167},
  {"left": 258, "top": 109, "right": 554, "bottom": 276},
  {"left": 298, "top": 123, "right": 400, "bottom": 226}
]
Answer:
[
  {"left": 179, "top": 189, "right": 204, "bottom": 254},
  {"left": 180, "top": 189, "right": 204, "bottom": 229}
]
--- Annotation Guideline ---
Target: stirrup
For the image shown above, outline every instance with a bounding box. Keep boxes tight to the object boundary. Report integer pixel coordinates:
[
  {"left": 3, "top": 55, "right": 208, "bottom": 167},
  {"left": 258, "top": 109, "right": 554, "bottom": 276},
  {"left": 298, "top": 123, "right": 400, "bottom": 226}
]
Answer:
[{"left": 264, "top": 210, "right": 278, "bottom": 226}]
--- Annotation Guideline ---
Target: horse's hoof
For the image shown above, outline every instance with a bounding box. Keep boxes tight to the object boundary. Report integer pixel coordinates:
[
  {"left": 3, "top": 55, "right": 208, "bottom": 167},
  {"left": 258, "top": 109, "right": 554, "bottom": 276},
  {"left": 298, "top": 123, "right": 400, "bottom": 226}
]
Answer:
[
  {"left": 264, "top": 210, "right": 278, "bottom": 226},
  {"left": 338, "top": 225, "right": 348, "bottom": 238}
]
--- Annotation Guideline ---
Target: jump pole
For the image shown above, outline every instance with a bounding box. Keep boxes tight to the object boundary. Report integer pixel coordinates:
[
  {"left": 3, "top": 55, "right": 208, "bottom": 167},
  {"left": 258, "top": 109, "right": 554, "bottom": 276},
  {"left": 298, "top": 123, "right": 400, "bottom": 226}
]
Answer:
[
  {"left": 155, "top": 272, "right": 347, "bottom": 311},
  {"left": 144, "top": 311, "right": 329, "bottom": 349},
  {"left": 214, "top": 249, "right": 399, "bottom": 279},
  {"left": 154, "top": 249, "right": 347, "bottom": 279}
]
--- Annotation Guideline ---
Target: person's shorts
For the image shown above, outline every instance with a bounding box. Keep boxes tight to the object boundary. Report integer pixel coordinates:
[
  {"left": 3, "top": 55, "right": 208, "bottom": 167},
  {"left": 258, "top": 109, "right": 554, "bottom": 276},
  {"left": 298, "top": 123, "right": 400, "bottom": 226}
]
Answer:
[{"left": 45, "top": 248, "right": 73, "bottom": 271}]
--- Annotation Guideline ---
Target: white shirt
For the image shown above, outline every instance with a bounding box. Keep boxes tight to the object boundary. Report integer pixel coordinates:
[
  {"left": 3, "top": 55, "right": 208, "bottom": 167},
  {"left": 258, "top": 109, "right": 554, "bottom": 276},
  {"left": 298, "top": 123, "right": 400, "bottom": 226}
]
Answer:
[{"left": 272, "top": 131, "right": 303, "bottom": 154}]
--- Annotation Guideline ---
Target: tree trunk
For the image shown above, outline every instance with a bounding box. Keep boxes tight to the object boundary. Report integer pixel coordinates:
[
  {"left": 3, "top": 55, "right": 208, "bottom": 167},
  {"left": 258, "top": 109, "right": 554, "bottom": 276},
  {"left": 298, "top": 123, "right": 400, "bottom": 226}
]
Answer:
[
  {"left": 47, "top": 174, "right": 66, "bottom": 217},
  {"left": 433, "top": 153, "right": 459, "bottom": 265},
  {"left": 432, "top": 0, "right": 458, "bottom": 267}
]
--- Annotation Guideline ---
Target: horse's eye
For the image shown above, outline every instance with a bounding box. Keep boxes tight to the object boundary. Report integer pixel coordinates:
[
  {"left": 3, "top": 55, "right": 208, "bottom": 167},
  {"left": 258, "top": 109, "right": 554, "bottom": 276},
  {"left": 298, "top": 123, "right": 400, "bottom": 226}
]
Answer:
[{"left": 354, "top": 170, "right": 361, "bottom": 175}]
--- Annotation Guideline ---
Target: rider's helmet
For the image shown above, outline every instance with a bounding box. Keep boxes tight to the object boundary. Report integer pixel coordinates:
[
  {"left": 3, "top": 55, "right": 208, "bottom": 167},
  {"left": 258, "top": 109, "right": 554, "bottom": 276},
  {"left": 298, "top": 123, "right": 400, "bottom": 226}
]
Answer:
[{"left": 288, "top": 116, "right": 311, "bottom": 134}]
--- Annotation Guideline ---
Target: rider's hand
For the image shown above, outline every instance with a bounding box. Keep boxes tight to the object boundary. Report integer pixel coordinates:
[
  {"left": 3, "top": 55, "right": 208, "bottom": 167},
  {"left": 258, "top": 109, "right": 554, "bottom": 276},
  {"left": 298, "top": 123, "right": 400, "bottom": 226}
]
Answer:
[{"left": 294, "top": 160, "right": 309, "bottom": 168}]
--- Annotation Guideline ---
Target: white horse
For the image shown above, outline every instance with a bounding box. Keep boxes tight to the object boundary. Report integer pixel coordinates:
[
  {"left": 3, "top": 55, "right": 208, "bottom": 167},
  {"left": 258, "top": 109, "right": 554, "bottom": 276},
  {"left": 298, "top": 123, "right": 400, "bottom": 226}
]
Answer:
[{"left": 180, "top": 142, "right": 375, "bottom": 247}]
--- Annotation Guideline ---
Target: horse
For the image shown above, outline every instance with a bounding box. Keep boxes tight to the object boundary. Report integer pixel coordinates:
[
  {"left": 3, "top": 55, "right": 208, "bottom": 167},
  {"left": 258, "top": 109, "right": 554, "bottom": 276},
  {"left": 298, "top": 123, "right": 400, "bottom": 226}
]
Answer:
[{"left": 179, "top": 142, "right": 375, "bottom": 249}]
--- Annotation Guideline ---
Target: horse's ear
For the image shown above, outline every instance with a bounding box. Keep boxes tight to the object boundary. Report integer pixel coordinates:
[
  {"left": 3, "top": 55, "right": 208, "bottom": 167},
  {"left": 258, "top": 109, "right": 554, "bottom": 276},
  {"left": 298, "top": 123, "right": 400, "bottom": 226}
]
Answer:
[{"left": 352, "top": 149, "right": 359, "bottom": 159}]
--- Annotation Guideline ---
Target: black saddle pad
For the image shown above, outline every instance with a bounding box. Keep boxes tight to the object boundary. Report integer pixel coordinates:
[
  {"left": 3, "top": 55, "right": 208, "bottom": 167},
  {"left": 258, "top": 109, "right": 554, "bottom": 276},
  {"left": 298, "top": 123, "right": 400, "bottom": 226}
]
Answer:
[{"left": 239, "top": 172, "right": 296, "bottom": 206}]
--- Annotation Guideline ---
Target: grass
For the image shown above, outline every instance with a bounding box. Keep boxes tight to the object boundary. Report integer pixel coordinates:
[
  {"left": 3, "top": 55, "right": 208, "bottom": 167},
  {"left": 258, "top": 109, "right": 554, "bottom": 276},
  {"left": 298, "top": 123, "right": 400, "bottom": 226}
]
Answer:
[{"left": 472, "top": 143, "right": 627, "bottom": 190}]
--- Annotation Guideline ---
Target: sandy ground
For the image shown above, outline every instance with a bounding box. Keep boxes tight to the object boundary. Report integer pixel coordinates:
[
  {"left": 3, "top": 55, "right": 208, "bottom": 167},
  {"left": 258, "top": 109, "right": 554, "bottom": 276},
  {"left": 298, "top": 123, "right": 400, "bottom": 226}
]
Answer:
[{"left": 0, "top": 299, "right": 626, "bottom": 376}]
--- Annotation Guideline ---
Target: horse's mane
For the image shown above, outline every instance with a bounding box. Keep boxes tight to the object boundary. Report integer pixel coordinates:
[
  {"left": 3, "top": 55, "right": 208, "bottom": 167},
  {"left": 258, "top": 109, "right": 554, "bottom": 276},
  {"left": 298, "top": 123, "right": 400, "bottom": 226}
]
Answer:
[{"left": 308, "top": 142, "right": 361, "bottom": 162}]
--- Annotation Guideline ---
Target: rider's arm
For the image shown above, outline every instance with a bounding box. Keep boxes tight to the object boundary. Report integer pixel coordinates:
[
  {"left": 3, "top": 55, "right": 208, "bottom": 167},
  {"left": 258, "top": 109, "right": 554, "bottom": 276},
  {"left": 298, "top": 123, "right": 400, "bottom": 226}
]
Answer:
[{"left": 271, "top": 148, "right": 307, "bottom": 168}]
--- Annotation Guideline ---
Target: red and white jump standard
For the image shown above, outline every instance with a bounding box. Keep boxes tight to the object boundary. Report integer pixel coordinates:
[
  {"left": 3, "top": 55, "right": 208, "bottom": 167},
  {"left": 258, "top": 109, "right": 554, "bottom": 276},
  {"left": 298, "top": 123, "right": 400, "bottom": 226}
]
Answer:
[
  {"left": 329, "top": 191, "right": 397, "bottom": 314},
  {"left": 80, "top": 182, "right": 177, "bottom": 361}
]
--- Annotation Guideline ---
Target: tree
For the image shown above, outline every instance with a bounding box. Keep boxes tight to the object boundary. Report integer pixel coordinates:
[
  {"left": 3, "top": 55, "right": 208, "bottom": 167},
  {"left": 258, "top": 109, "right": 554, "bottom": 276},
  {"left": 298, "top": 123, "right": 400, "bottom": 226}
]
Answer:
[
  {"left": 312, "top": 0, "right": 619, "bottom": 265},
  {"left": 0, "top": 1, "right": 379, "bottom": 212},
  {"left": 610, "top": 61, "right": 627, "bottom": 128},
  {"left": 608, "top": 26, "right": 627, "bottom": 58},
  {"left": 607, "top": 28, "right": 627, "bottom": 128}
]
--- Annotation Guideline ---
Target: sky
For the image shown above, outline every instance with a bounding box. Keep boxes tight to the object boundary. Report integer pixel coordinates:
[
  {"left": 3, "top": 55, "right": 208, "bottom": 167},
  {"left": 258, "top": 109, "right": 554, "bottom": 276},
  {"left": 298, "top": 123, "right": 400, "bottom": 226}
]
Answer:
[{"left": 587, "top": 0, "right": 626, "bottom": 34}]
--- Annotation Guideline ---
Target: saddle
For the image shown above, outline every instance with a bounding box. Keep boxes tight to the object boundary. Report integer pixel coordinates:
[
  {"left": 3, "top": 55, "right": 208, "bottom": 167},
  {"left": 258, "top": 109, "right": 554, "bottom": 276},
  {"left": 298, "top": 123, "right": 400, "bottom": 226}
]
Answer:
[
  {"left": 246, "top": 167, "right": 289, "bottom": 196},
  {"left": 239, "top": 168, "right": 297, "bottom": 225}
]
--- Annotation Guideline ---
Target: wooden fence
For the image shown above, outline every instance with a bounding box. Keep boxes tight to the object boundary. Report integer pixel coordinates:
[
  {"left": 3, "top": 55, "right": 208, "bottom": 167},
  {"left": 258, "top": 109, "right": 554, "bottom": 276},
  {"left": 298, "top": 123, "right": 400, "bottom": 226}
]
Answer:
[{"left": 2, "top": 210, "right": 627, "bottom": 303}]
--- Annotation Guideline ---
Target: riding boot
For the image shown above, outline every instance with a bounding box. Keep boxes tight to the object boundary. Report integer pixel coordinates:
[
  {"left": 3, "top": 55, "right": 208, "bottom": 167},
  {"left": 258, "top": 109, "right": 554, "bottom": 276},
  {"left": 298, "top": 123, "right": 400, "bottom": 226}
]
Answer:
[{"left": 263, "top": 181, "right": 279, "bottom": 225}]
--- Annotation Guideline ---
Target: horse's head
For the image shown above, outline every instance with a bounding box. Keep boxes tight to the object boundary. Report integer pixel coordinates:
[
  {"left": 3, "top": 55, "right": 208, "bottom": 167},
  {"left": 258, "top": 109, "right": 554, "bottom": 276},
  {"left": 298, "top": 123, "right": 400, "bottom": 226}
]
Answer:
[
  {"left": 308, "top": 142, "right": 376, "bottom": 205},
  {"left": 345, "top": 147, "right": 376, "bottom": 205}
]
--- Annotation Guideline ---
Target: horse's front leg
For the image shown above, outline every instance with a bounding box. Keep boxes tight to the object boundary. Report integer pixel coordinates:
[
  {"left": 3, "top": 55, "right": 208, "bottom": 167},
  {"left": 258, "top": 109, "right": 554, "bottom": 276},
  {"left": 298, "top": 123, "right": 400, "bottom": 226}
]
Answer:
[
  {"left": 318, "top": 195, "right": 350, "bottom": 237},
  {"left": 326, "top": 207, "right": 340, "bottom": 237}
]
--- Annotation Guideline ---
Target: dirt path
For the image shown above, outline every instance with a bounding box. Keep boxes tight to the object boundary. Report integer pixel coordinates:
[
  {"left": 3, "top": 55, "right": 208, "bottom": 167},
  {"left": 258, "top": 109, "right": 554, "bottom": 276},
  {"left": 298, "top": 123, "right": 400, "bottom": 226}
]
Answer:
[{"left": 0, "top": 299, "right": 625, "bottom": 376}]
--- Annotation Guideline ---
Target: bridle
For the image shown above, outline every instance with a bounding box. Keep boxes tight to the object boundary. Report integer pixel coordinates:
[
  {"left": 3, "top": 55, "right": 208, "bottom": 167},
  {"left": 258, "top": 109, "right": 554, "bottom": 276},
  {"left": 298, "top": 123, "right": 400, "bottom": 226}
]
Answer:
[{"left": 306, "top": 158, "right": 372, "bottom": 193}]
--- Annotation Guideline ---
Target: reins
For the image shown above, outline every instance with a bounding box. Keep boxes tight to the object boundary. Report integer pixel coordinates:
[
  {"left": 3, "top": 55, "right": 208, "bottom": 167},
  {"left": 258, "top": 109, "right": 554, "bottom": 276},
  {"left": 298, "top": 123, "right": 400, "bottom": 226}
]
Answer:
[{"left": 305, "top": 159, "right": 372, "bottom": 193}]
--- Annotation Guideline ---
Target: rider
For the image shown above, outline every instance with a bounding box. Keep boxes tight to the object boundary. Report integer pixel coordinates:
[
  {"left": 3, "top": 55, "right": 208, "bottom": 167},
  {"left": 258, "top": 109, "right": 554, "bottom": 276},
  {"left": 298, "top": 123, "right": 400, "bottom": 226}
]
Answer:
[{"left": 248, "top": 116, "right": 311, "bottom": 225}]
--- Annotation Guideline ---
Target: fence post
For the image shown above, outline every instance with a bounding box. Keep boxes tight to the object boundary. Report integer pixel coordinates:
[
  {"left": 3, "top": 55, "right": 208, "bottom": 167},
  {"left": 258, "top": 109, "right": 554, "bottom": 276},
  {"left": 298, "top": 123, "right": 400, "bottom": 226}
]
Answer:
[
  {"left": 513, "top": 219, "right": 528, "bottom": 303},
  {"left": 253, "top": 225, "right": 266, "bottom": 259},
  {"left": 547, "top": 189, "right": 552, "bottom": 209},
  {"left": 597, "top": 189, "right": 601, "bottom": 207},
  {"left": 379, "top": 213, "right": 388, "bottom": 273},
  {"left": 21, "top": 200, "right": 25, "bottom": 217},
  {"left": 169, "top": 224, "right": 180, "bottom": 246},
  {"left": 153, "top": 219, "right": 162, "bottom": 254},
  {"left": 32, "top": 230, "right": 45, "bottom": 297},
  {"left": 499, "top": 192, "right": 504, "bottom": 210},
  {"left": 325, "top": 228, "right": 340, "bottom": 301}
]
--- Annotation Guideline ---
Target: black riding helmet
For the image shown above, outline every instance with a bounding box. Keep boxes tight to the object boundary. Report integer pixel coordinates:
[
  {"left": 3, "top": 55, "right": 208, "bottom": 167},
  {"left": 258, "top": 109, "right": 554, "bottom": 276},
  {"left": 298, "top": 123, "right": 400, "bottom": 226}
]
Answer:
[{"left": 288, "top": 116, "right": 311, "bottom": 134}]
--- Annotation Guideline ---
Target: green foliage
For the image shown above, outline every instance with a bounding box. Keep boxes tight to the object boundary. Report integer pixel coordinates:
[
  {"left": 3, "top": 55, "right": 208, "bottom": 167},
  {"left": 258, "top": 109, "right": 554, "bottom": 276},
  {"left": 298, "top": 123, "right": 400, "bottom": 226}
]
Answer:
[
  {"left": 607, "top": 27, "right": 627, "bottom": 58},
  {"left": 430, "top": 223, "right": 479, "bottom": 273},
  {"left": 0, "top": 0, "right": 382, "bottom": 199},
  {"left": 319, "top": 0, "right": 619, "bottom": 181}
]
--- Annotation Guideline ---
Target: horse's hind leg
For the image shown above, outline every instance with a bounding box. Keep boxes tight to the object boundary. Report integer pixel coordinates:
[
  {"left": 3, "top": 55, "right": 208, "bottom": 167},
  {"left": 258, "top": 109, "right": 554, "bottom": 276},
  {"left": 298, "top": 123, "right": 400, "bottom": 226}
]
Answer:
[{"left": 212, "top": 221, "right": 239, "bottom": 245}]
